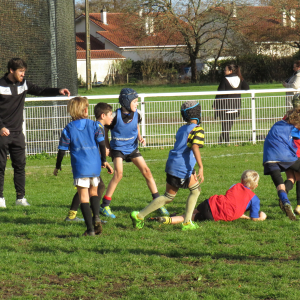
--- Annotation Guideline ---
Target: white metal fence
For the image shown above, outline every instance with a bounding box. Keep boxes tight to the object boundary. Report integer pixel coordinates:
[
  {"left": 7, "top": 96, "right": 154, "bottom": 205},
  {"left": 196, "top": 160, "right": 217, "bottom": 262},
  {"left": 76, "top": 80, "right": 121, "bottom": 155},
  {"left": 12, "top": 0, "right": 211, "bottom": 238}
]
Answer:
[{"left": 23, "top": 88, "right": 299, "bottom": 155}]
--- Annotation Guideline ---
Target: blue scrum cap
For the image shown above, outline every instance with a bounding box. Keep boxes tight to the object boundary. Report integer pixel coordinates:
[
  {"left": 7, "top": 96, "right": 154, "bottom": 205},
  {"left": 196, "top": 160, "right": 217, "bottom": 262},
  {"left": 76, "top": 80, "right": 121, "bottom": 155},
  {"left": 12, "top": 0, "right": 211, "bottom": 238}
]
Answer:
[
  {"left": 119, "top": 88, "right": 138, "bottom": 111},
  {"left": 181, "top": 100, "right": 201, "bottom": 124}
]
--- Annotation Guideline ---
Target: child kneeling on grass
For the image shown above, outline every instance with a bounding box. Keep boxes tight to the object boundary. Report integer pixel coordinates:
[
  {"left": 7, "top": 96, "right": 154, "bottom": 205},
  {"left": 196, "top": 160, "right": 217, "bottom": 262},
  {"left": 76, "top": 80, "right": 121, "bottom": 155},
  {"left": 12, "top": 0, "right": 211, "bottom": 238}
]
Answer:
[
  {"left": 150, "top": 170, "right": 266, "bottom": 225},
  {"left": 54, "top": 97, "right": 113, "bottom": 236},
  {"left": 131, "top": 100, "right": 204, "bottom": 231},
  {"left": 64, "top": 103, "right": 114, "bottom": 222}
]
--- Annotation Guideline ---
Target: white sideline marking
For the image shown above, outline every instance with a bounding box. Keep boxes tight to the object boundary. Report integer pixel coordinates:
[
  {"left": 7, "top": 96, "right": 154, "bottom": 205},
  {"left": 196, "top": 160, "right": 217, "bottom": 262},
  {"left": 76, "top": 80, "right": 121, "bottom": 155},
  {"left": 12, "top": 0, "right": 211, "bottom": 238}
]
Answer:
[{"left": 5, "top": 152, "right": 263, "bottom": 170}]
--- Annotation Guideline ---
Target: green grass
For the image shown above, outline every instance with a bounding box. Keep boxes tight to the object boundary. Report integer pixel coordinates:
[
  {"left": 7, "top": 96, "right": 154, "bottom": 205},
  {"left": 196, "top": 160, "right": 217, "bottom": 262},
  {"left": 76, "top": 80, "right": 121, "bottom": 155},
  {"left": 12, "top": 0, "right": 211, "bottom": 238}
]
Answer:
[
  {"left": 1, "top": 144, "right": 300, "bottom": 299},
  {"left": 77, "top": 83, "right": 286, "bottom": 104}
]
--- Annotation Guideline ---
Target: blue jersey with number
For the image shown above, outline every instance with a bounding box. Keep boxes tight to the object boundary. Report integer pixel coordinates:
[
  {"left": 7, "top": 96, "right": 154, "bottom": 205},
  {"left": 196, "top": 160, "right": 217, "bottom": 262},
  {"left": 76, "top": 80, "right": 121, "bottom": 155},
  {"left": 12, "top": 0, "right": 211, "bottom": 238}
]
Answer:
[
  {"left": 110, "top": 108, "right": 138, "bottom": 155},
  {"left": 263, "top": 120, "right": 298, "bottom": 164}
]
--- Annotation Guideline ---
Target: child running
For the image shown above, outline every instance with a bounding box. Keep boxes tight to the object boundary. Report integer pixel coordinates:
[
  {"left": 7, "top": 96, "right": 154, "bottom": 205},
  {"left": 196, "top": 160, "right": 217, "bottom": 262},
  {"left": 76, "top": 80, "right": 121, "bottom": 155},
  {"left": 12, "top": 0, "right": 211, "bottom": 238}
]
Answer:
[
  {"left": 284, "top": 94, "right": 300, "bottom": 215},
  {"left": 150, "top": 170, "right": 266, "bottom": 225},
  {"left": 131, "top": 100, "right": 204, "bottom": 231},
  {"left": 263, "top": 108, "right": 300, "bottom": 220},
  {"left": 54, "top": 97, "right": 112, "bottom": 236},
  {"left": 64, "top": 103, "right": 114, "bottom": 222},
  {"left": 101, "top": 88, "right": 169, "bottom": 218}
]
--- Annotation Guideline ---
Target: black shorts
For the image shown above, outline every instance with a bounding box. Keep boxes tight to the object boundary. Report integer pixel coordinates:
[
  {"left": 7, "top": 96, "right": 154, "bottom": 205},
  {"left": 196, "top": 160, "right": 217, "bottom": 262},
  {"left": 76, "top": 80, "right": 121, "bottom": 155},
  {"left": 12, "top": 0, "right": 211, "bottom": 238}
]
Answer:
[
  {"left": 194, "top": 199, "right": 214, "bottom": 222},
  {"left": 264, "top": 161, "right": 299, "bottom": 175},
  {"left": 166, "top": 170, "right": 195, "bottom": 189},
  {"left": 110, "top": 148, "right": 142, "bottom": 162}
]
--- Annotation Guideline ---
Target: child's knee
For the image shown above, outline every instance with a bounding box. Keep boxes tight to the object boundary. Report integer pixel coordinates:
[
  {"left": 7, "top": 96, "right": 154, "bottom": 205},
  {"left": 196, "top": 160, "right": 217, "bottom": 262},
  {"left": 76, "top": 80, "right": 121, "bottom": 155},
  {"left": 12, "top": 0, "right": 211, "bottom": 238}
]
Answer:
[
  {"left": 113, "top": 170, "right": 123, "bottom": 181},
  {"left": 141, "top": 167, "right": 153, "bottom": 179}
]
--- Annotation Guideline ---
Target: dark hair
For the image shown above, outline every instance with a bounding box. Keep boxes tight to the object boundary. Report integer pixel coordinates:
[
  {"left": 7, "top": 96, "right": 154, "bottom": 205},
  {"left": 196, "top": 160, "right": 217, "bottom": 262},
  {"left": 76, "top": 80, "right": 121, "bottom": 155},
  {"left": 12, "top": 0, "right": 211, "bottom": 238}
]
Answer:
[
  {"left": 7, "top": 58, "right": 27, "bottom": 72},
  {"left": 94, "top": 102, "right": 113, "bottom": 120},
  {"left": 226, "top": 63, "right": 243, "bottom": 81},
  {"left": 294, "top": 60, "right": 300, "bottom": 68}
]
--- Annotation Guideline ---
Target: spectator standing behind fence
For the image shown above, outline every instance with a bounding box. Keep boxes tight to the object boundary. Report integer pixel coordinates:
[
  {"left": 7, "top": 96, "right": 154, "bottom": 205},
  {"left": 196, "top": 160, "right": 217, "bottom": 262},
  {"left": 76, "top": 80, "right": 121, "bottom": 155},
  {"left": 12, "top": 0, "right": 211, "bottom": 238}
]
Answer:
[
  {"left": 212, "top": 64, "right": 249, "bottom": 144},
  {"left": 0, "top": 58, "right": 70, "bottom": 208},
  {"left": 282, "top": 60, "right": 300, "bottom": 107}
]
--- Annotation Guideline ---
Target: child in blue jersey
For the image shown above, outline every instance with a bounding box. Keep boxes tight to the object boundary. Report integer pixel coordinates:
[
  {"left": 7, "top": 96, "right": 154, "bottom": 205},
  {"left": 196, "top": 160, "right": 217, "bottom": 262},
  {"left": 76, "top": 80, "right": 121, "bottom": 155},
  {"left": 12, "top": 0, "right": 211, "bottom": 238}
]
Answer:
[
  {"left": 100, "top": 88, "right": 169, "bottom": 218},
  {"left": 150, "top": 170, "right": 266, "bottom": 225},
  {"left": 64, "top": 102, "right": 114, "bottom": 222},
  {"left": 263, "top": 108, "right": 300, "bottom": 220},
  {"left": 131, "top": 100, "right": 204, "bottom": 231},
  {"left": 54, "top": 97, "right": 113, "bottom": 236}
]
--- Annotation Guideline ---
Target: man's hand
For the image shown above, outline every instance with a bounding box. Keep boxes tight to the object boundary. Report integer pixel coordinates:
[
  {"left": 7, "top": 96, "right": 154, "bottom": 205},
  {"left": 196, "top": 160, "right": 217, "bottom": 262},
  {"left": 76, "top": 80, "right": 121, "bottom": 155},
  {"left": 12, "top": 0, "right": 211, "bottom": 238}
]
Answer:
[
  {"left": 53, "top": 168, "right": 61, "bottom": 176},
  {"left": 0, "top": 127, "right": 10, "bottom": 136},
  {"left": 59, "top": 88, "right": 70, "bottom": 97}
]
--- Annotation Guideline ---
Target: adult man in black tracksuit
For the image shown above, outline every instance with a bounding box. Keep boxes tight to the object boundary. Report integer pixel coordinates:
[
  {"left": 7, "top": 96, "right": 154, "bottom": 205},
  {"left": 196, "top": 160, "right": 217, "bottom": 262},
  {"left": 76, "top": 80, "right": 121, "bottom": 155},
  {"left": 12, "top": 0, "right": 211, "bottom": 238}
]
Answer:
[{"left": 0, "top": 58, "right": 70, "bottom": 208}]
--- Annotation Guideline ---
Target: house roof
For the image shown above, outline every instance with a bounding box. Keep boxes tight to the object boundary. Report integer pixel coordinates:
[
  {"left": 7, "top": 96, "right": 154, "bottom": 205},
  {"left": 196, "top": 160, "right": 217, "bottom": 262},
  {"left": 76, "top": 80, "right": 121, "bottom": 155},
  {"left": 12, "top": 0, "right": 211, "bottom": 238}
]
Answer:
[
  {"left": 77, "top": 50, "right": 125, "bottom": 59},
  {"left": 76, "top": 32, "right": 105, "bottom": 50},
  {"left": 216, "top": 5, "right": 299, "bottom": 43},
  {"left": 80, "top": 12, "right": 186, "bottom": 48}
]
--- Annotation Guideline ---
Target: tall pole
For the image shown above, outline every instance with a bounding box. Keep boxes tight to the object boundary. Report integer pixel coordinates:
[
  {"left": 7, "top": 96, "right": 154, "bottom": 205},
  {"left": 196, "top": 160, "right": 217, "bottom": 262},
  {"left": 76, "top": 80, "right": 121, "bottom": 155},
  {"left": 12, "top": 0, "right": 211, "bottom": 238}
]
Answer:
[{"left": 85, "top": 0, "right": 91, "bottom": 90}]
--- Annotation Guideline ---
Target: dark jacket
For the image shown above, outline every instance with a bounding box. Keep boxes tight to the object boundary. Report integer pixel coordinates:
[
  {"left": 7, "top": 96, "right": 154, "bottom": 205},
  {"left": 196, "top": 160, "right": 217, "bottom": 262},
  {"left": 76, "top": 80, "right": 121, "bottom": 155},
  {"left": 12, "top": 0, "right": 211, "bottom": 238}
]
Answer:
[
  {"left": 0, "top": 73, "right": 61, "bottom": 131},
  {"left": 213, "top": 74, "right": 249, "bottom": 119}
]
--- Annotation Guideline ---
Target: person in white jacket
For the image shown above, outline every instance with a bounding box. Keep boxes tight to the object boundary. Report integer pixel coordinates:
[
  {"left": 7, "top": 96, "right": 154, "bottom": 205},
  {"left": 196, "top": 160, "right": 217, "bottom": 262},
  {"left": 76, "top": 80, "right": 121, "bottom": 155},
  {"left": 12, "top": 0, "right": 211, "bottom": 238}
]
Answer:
[{"left": 282, "top": 60, "right": 300, "bottom": 107}]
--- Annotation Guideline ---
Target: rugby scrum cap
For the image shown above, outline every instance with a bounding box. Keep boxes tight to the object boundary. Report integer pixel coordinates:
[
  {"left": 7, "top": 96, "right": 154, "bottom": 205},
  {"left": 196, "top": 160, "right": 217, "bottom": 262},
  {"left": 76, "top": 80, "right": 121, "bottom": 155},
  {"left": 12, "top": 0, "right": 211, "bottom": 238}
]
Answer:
[
  {"left": 292, "top": 93, "right": 300, "bottom": 110},
  {"left": 181, "top": 100, "right": 201, "bottom": 124},
  {"left": 119, "top": 88, "right": 138, "bottom": 111}
]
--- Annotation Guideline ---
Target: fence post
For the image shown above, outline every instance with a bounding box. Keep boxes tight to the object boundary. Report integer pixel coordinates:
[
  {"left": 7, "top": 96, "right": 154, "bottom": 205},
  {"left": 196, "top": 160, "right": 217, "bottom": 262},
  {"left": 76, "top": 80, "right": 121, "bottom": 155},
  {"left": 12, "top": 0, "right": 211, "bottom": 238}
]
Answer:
[
  {"left": 251, "top": 91, "right": 256, "bottom": 144},
  {"left": 140, "top": 94, "right": 146, "bottom": 145},
  {"left": 23, "top": 108, "right": 27, "bottom": 156}
]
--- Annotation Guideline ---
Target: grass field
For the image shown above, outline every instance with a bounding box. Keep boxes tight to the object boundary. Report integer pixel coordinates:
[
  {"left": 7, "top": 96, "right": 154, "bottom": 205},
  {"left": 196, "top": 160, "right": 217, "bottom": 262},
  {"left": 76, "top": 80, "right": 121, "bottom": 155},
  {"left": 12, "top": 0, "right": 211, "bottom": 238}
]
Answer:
[{"left": 1, "top": 144, "right": 300, "bottom": 299}]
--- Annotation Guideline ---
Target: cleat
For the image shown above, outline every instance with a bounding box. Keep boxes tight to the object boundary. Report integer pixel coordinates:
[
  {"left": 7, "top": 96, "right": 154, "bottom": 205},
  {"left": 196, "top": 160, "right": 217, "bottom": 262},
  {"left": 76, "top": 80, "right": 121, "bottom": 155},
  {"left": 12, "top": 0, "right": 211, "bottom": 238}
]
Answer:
[
  {"left": 0, "top": 197, "right": 6, "bottom": 208},
  {"left": 65, "top": 216, "right": 84, "bottom": 222},
  {"left": 15, "top": 198, "right": 30, "bottom": 206},
  {"left": 294, "top": 205, "right": 300, "bottom": 215},
  {"left": 181, "top": 221, "right": 200, "bottom": 231},
  {"left": 93, "top": 216, "right": 103, "bottom": 235},
  {"left": 130, "top": 211, "right": 144, "bottom": 229},
  {"left": 100, "top": 206, "right": 116, "bottom": 218},
  {"left": 157, "top": 206, "right": 170, "bottom": 216},
  {"left": 82, "top": 230, "right": 95, "bottom": 236},
  {"left": 284, "top": 203, "right": 297, "bottom": 220},
  {"left": 278, "top": 199, "right": 285, "bottom": 212}
]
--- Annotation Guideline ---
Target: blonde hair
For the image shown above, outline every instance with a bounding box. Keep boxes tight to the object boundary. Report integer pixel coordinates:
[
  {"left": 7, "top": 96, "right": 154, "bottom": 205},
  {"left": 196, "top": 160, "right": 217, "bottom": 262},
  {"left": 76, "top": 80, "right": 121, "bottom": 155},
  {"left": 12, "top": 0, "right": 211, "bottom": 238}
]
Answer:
[
  {"left": 241, "top": 170, "right": 259, "bottom": 190},
  {"left": 67, "top": 97, "right": 89, "bottom": 120}
]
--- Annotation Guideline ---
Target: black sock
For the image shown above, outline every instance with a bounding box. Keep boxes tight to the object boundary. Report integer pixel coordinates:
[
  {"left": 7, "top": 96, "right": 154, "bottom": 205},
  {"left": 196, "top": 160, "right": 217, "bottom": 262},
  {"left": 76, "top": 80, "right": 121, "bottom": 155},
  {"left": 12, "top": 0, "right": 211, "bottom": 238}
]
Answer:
[
  {"left": 81, "top": 203, "right": 94, "bottom": 233},
  {"left": 296, "top": 181, "right": 300, "bottom": 205},
  {"left": 152, "top": 192, "right": 160, "bottom": 200},
  {"left": 101, "top": 195, "right": 111, "bottom": 208},
  {"left": 90, "top": 196, "right": 100, "bottom": 218},
  {"left": 70, "top": 192, "right": 80, "bottom": 211},
  {"left": 284, "top": 180, "right": 294, "bottom": 194}
]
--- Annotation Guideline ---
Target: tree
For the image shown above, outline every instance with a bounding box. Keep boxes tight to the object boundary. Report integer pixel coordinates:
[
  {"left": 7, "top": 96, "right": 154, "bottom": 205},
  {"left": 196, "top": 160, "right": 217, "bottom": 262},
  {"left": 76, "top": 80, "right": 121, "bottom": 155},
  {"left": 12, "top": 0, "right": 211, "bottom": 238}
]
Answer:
[{"left": 129, "top": 0, "right": 238, "bottom": 83}]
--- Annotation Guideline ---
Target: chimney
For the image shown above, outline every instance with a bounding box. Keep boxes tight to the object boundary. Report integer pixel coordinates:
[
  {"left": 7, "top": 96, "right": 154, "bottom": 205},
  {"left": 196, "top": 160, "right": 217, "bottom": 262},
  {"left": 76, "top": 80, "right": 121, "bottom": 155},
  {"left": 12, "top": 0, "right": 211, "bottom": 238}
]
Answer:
[
  {"left": 139, "top": 8, "right": 143, "bottom": 17},
  {"left": 145, "top": 16, "right": 154, "bottom": 35},
  {"left": 291, "top": 9, "right": 296, "bottom": 28},
  {"left": 282, "top": 10, "right": 287, "bottom": 27},
  {"left": 232, "top": 2, "right": 237, "bottom": 18},
  {"left": 101, "top": 7, "right": 107, "bottom": 25}
]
